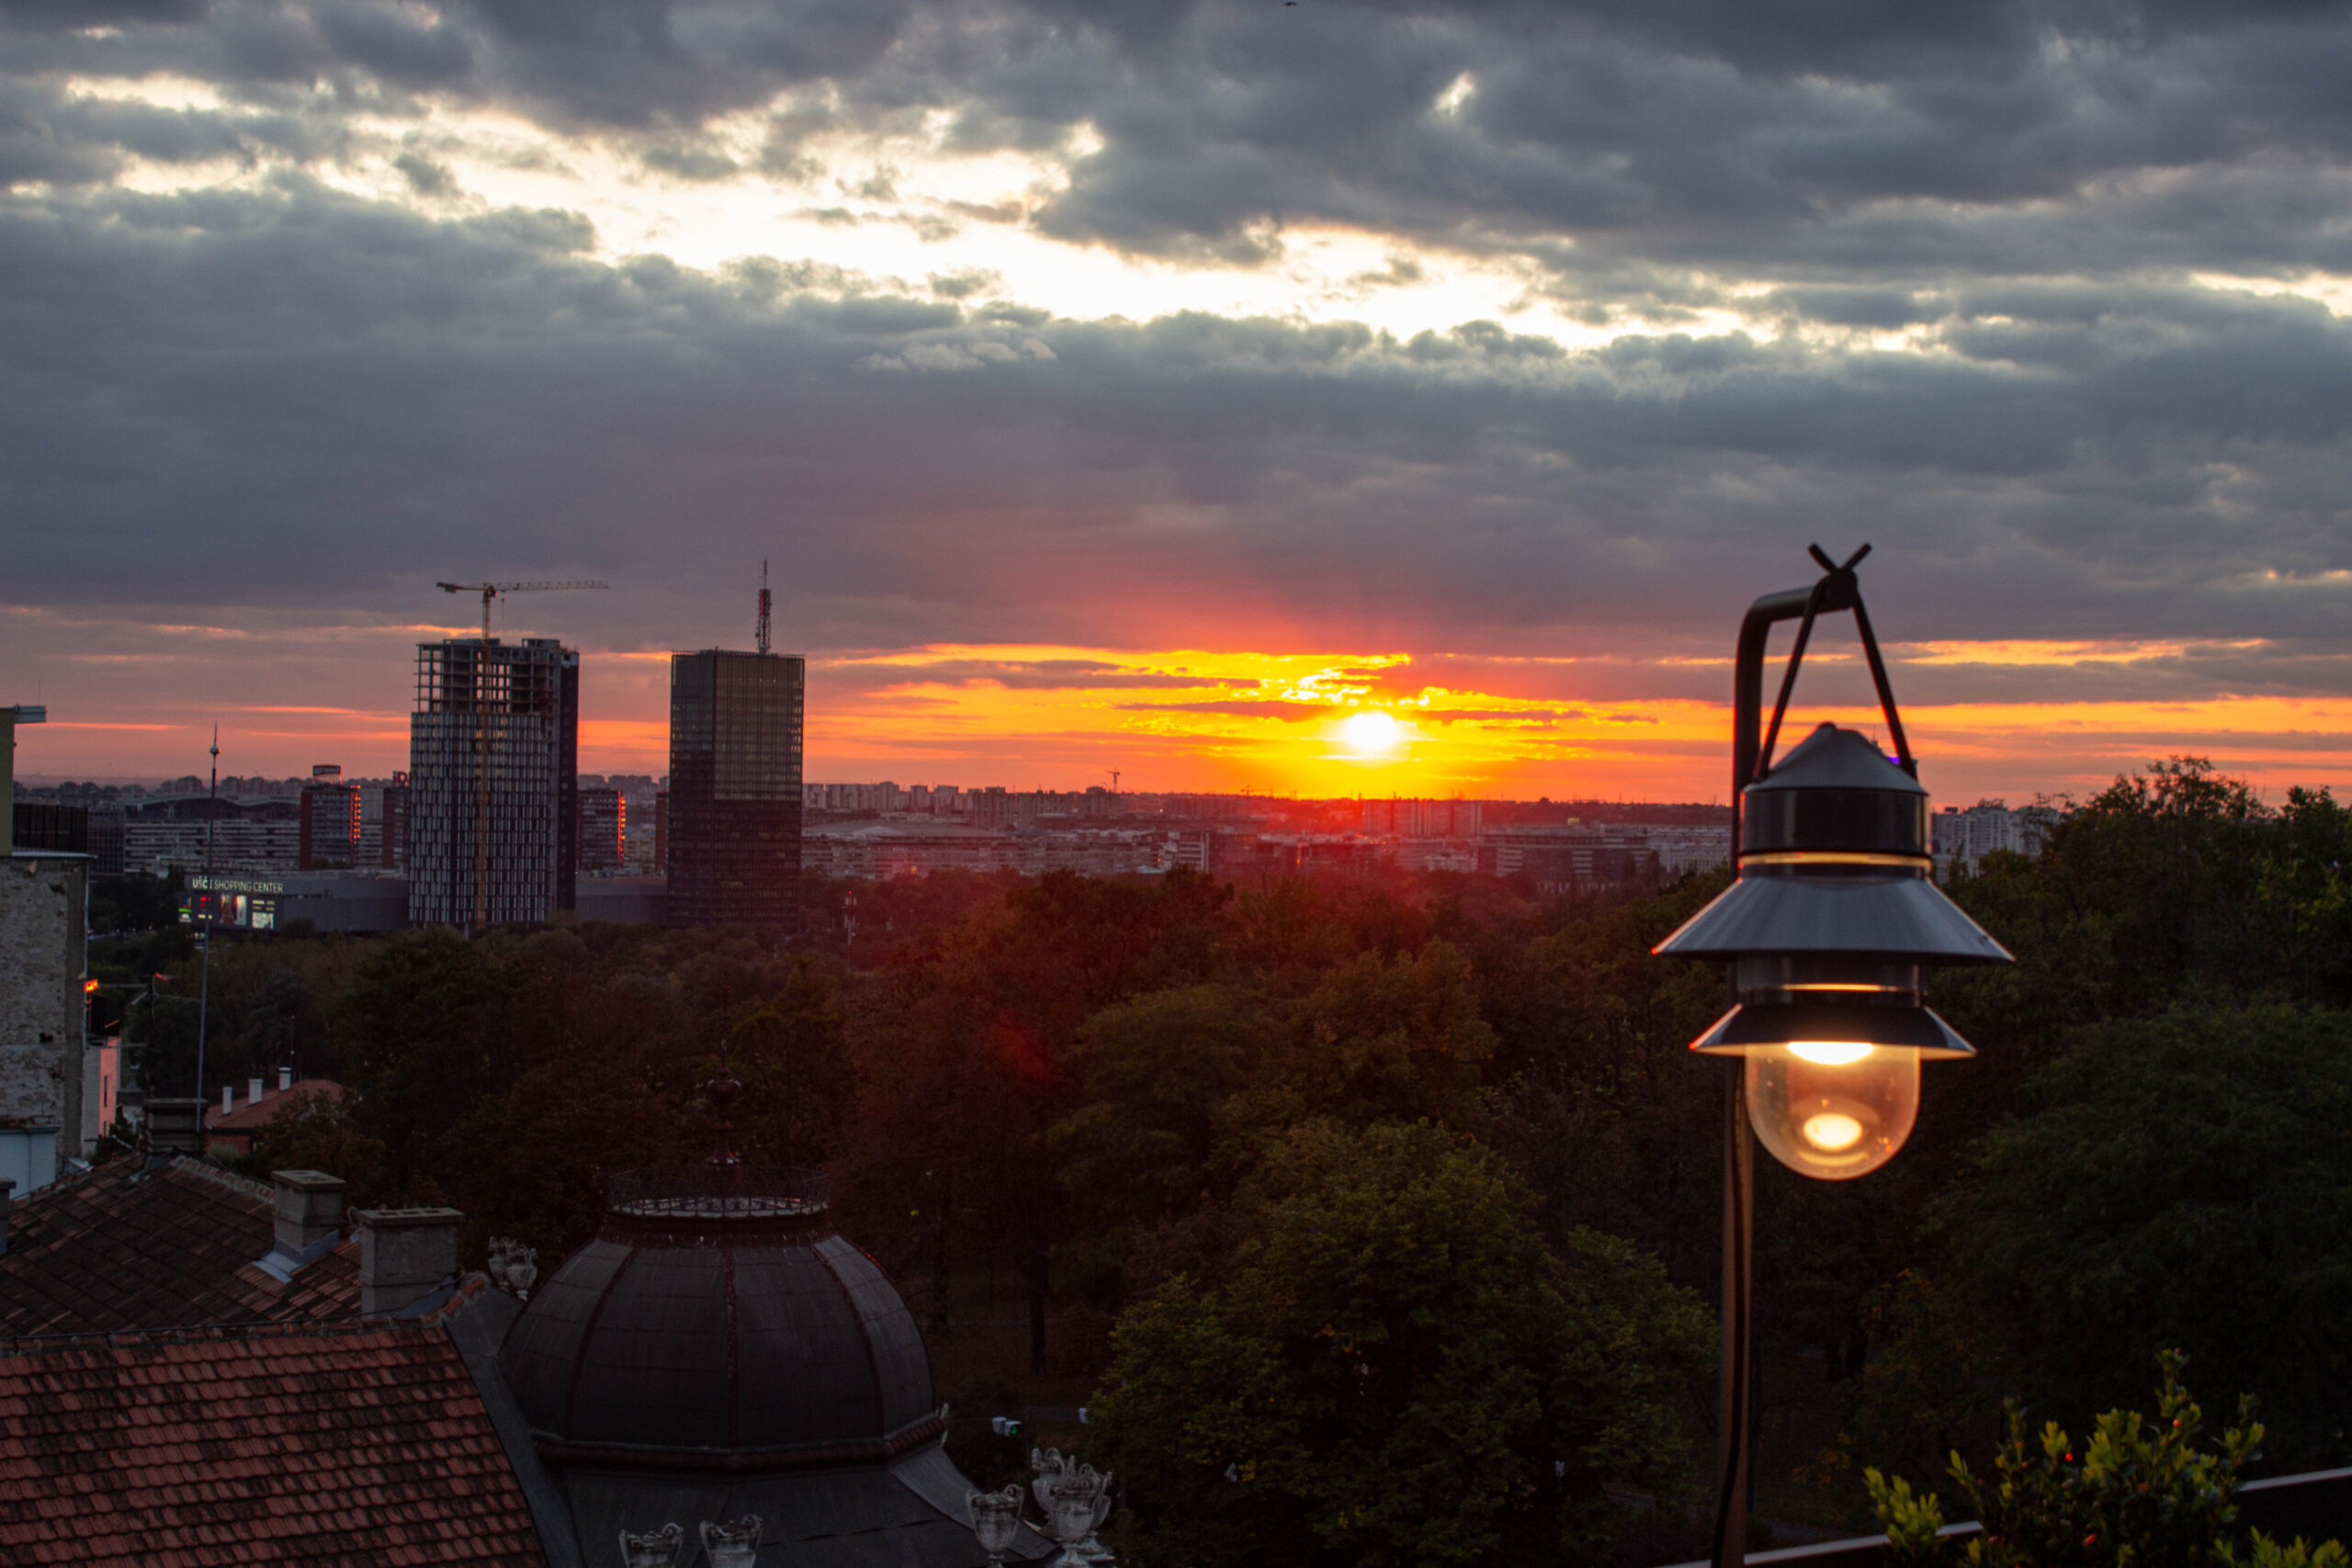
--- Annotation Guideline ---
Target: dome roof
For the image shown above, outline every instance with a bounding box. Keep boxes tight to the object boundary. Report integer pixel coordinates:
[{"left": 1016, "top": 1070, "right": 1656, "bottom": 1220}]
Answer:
[{"left": 497, "top": 1167, "right": 939, "bottom": 1472}]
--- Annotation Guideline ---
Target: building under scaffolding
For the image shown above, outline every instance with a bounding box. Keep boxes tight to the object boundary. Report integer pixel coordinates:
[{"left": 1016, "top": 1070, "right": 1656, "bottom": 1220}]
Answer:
[{"left": 406, "top": 637, "right": 579, "bottom": 928}]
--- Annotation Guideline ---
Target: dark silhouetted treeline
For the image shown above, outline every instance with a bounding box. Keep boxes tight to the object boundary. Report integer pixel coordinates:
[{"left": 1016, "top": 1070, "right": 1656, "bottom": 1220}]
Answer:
[{"left": 87, "top": 758, "right": 2352, "bottom": 1563}]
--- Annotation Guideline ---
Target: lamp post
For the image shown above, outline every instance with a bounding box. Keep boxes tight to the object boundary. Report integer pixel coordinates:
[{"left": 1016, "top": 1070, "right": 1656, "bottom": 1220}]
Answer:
[
  {"left": 194, "top": 728, "right": 219, "bottom": 1145},
  {"left": 1654, "top": 545, "right": 2012, "bottom": 1567}
]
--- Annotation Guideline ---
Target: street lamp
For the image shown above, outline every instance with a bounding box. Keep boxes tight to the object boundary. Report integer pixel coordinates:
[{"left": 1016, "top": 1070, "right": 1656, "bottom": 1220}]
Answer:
[{"left": 1653, "top": 544, "right": 2012, "bottom": 1566}]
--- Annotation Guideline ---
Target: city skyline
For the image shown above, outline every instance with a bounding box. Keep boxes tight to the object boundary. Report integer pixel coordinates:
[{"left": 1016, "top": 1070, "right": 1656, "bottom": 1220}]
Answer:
[{"left": 7, "top": 622, "right": 2346, "bottom": 806}]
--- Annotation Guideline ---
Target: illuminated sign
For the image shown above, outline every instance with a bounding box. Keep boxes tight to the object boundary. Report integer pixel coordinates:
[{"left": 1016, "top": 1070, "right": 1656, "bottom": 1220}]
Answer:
[{"left": 187, "top": 874, "right": 285, "bottom": 895}]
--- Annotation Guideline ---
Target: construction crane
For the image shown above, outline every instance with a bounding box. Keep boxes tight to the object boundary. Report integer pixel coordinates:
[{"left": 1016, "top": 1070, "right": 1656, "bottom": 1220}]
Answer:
[
  {"left": 435, "top": 579, "right": 609, "bottom": 935},
  {"left": 436, "top": 580, "right": 608, "bottom": 643}
]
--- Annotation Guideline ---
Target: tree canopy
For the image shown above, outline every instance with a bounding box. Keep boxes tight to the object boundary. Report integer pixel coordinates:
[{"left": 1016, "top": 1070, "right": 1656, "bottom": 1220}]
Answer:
[{"left": 1096, "top": 1120, "right": 1712, "bottom": 1568}]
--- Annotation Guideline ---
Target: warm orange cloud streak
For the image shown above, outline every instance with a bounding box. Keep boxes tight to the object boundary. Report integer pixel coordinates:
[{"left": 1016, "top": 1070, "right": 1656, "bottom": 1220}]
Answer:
[
  {"left": 604, "top": 644, "right": 2347, "bottom": 805},
  {"left": 13, "top": 631, "right": 2347, "bottom": 808}
]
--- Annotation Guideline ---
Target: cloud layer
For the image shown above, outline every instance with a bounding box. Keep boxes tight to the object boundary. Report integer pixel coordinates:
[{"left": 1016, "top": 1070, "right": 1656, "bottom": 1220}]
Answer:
[{"left": 3, "top": 0, "right": 2348, "bottom": 795}]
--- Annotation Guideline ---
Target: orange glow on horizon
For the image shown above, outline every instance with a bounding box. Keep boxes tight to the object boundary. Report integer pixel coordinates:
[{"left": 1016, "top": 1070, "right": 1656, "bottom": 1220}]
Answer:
[{"left": 8, "top": 637, "right": 2347, "bottom": 806}]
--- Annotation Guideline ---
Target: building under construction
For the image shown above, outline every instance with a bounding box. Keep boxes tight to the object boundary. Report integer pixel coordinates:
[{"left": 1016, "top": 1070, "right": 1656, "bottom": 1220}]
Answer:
[{"left": 406, "top": 637, "right": 579, "bottom": 928}]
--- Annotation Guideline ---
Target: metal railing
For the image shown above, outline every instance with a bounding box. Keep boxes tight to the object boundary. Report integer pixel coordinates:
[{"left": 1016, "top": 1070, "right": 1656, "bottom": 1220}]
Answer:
[{"left": 605, "top": 1165, "right": 830, "bottom": 1219}]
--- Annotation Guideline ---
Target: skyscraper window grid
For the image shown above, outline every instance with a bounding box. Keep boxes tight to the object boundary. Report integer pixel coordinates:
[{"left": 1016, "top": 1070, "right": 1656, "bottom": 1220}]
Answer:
[
  {"left": 406, "top": 637, "right": 579, "bottom": 928},
  {"left": 666, "top": 648, "right": 805, "bottom": 931}
]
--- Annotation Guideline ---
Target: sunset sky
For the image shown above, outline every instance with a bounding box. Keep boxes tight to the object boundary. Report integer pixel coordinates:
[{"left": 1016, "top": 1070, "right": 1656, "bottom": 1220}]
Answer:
[{"left": 5, "top": 0, "right": 2350, "bottom": 805}]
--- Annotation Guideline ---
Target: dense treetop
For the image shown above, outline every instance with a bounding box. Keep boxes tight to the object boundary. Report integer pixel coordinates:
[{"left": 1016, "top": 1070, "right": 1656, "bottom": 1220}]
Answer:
[{"left": 92, "top": 759, "right": 2352, "bottom": 1556}]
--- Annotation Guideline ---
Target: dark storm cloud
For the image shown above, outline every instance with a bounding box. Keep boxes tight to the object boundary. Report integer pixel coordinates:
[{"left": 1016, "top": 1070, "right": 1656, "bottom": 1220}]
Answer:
[{"left": 2, "top": 174, "right": 2346, "bottom": 702}]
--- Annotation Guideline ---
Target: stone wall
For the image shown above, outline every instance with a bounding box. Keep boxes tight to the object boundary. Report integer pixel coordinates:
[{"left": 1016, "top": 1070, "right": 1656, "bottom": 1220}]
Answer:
[{"left": 2, "top": 852, "right": 87, "bottom": 1158}]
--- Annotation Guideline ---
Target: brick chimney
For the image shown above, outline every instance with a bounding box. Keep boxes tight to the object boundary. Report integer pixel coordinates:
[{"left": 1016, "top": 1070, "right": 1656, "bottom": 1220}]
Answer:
[
  {"left": 0, "top": 1178, "right": 14, "bottom": 1256},
  {"left": 352, "top": 1206, "right": 463, "bottom": 1318},
  {"left": 147, "top": 1098, "right": 203, "bottom": 1156},
  {"left": 254, "top": 1169, "right": 345, "bottom": 1281}
]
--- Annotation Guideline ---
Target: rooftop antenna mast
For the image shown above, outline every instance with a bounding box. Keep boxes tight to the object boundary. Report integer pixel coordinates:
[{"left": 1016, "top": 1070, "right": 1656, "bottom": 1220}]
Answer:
[
  {"left": 195, "top": 728, "right": 218, "bottom": 1145},
  {"left": 434, "top": 579, "right": 609, "bottom": 935},
  {"left": 756, "top": 558, "right": 772, "bottom": 656}
]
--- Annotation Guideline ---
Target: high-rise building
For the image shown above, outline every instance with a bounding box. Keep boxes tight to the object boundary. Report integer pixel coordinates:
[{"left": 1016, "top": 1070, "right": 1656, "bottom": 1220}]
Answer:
[
  {"left": 577, "top": 785, "right": 624, "bottom": 872},
  {"left": 665, "top": 649, "right": 804, "bottom": 930},
  {"left": 298, "top": 764, "right": 360, "bottom": 870},
  {"left": 406, "top": 638, "right": 579, "bottom": 928},
  {"left": 379, "top": 773, "right": 410, "bottom": 870}
]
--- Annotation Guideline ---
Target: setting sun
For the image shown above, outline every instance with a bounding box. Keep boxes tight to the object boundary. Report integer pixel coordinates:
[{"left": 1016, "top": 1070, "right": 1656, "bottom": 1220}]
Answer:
[{"left": 1339, "top": 709, "right": 1407, "bottom": 759}]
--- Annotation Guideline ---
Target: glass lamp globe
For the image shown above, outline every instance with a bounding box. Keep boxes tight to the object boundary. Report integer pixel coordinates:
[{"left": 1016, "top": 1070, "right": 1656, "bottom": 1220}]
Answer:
[
  {"left": 1653, "top": 724, "right": 2013, "bottom": 1182},
  {"left": 1742, "top": 1042, "right": 1919, "bottom": 1179}
]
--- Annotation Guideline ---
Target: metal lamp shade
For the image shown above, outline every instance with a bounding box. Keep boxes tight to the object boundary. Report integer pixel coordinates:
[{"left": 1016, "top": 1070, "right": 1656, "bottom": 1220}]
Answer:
[
  {"left": 1654, "top": 723, "right": 2011, "bottom": 1069},
  {"left": 1655, "top": 873, "right": 2011, "bottom": 967},
  {"left": 1656, "top": 722, "right": 2011, "bottom": 972},
  {"left": 1684, "top": 998, "right": 1976, "bottom": 1060},
  {"left": 1656, "top": 724, "right": 2011, "bottom": 1180}
]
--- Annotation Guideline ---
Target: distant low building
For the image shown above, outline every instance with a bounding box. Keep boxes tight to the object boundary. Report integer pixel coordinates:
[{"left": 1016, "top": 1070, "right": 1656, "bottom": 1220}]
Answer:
[
  {"left": 84, "top": 803, "right": 125, "bottom": 875},
  {"left": 576, "top": 785, "right": 624, "bottom": 872},
  {"left": 1932, "top": 801, "right": 2056, "bottom": 879},
  {"left": 121, "top": 793, "right": 301, "bottom": 875},
  {"left": 576, "top": 875, "right": 667, "bottom": 925},
  {"left": 371, "top": 773, "right": 411, "bottom": 871},
  {"left": 204, "top": 1073, "right": 345, "bottom": 1156},
  {"left": 804, "top": 821, "right": 1180, "bottom": 880},
  {"left": 1360, "top": 797, "right": 1484, "bottom": 837},
  {"left": 182, "top": 871, "right": 410, "bottom": 933},
  {"left": 299, "top": 764, "right": 360, "bottom": 870}
]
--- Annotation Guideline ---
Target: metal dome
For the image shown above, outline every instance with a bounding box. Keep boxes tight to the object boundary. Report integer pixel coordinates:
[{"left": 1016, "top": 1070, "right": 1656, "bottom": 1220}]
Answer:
[{"left": 497, "top": 1167, "right": 941, "bottom": 1472}]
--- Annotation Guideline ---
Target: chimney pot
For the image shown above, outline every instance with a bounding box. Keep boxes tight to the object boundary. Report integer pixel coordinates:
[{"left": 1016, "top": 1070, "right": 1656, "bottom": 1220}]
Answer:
[
  {"left": 269, "top": 1169, "right": 346, "bottom": 1263},
  {"left": 0, "top": 1178, "right": 15, "bottom": 1256},
  {"left": 248, "top": 1077, "right": 265, "bottom": 1109},
  {"left": 221, "top": 1085, "right": 234, "bottom": 1116},
  {"left": 352, "top": 1206, "right": 463, "bottom": 1318},
  {"left": 278, "top": 1066, "right": 293, "bottom": 1092}
]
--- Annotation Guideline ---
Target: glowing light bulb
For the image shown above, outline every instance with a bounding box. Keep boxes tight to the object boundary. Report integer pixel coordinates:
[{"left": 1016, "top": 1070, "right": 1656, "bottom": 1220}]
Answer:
[
  {"left": 1745, "top": 1048, "right": 1920, "bottom": 1179},
  {"left": 1802, "top": 1111, "right": 1865, "bottom": 1151},
  {"left": 1788, "top": 1041, "right": 1872, "bottom": 1066}
]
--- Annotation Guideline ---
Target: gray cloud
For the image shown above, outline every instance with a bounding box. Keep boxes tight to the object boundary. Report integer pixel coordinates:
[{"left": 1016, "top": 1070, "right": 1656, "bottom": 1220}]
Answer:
[
  {"left": 2, "top": 0, "right": 2350, "bottom": 756},
  {"left": 3, "top": 180, "right": 2347, "bottom": 686}
]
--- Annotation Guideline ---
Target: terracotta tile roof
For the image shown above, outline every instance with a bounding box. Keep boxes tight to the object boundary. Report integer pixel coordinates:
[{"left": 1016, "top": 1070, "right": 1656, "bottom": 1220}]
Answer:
[
  {"left": 0, "top": 1156, "right": 358, "bottom": 1338},
  {"left": 206, "top": 1078, "right": 345, "bottom": 1134},
  {"left": 0, "top": 1322, "right": 549, "bottom": 1566}
]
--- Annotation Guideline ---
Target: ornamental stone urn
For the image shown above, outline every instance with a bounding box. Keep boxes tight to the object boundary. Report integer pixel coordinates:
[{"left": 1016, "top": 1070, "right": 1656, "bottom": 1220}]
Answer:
[
  {"left": 699, "top": 1515, "right": 763, "bottom": 1568},
  {"left": 618, "top": 1524, "right": 681, "bottom": 1568},
  {"left": 967, "top": 1483, "right": 1025, "bottom": 1565},
  {"left": 1031, "top": 1447, "right": 1113, "bottom": 1566}
]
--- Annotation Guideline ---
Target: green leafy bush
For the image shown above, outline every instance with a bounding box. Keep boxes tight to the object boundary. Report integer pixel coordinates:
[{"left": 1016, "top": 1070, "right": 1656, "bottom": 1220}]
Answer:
[{"left": 1867, "top": 1352, "right": 2346, "bottom": 1568}]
